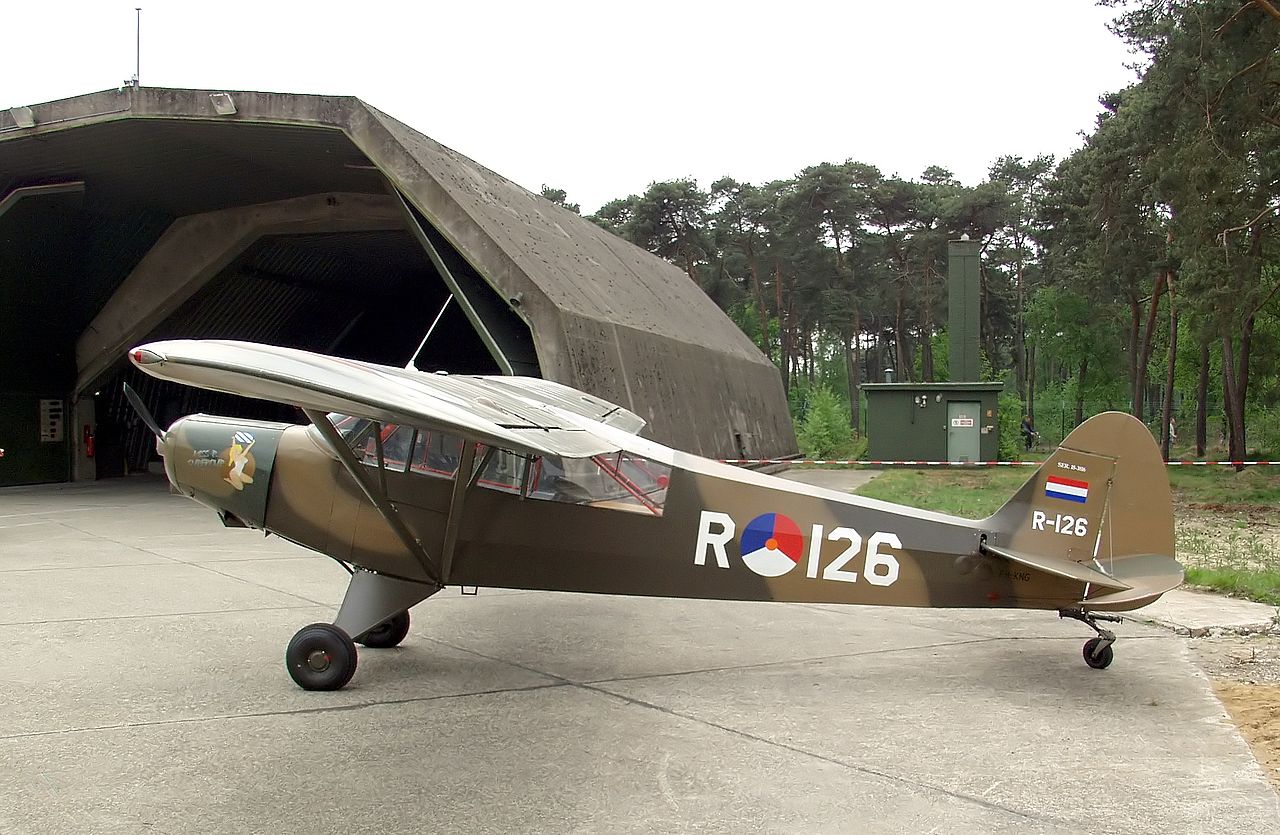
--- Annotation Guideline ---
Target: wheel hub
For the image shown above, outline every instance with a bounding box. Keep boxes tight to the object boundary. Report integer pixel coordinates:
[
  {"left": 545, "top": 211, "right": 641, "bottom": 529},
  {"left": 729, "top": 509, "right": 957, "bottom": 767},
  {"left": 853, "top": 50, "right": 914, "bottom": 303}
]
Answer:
[{"left": 306, "top": 649, "right": 332, "bottom": 672}]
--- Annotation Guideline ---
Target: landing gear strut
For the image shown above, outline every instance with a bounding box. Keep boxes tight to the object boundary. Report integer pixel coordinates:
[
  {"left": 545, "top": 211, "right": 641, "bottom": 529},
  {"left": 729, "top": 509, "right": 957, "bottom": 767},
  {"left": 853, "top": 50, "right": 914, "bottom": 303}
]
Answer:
[
  {"left": 284, "top": 570, "right": 439, "bottom": 690},
  {"left": 356, "top": 610, "right": 411, "bottom": 648},
  {"left": 1059, "top": 608, "right": 1123, "bottom": 670}
]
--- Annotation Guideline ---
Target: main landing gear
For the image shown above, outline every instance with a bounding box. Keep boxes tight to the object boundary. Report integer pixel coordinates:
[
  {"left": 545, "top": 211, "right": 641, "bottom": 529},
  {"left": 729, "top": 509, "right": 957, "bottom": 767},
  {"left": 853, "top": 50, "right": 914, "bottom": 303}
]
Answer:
[
  {"left": 285, "top": 569, "right": 439, "bottom": 691},
  {"left": 1059, "top": 608, "right": 1122, "bottom": 669}
]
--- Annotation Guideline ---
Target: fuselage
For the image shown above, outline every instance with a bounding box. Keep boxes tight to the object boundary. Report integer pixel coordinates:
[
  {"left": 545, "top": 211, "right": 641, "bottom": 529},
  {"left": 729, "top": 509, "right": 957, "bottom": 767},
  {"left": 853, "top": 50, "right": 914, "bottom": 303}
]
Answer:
[{"left": 160, "top": 413, "right": 1091, "bottom": 611}]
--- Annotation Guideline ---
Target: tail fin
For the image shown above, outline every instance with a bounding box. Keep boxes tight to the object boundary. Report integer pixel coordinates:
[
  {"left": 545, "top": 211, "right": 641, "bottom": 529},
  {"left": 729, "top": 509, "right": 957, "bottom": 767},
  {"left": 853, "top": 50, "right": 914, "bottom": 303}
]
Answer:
[{"left": 983, "top": 412, "right": 1182, "bottom": 609}]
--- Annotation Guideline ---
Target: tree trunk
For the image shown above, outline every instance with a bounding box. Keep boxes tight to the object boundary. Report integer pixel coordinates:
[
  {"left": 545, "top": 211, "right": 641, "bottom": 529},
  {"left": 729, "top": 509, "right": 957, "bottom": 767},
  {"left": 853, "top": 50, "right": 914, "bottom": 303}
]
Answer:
[
  {"left": 894, "top": 294, "right": 911, "bottom": 382},
  {"left": 851, "top": 310, "right": 863, "bottom": 436},
  {"left": 1015, "top": 262, "right": 1026, "bottom": 406},
  {"left": 747, "top": 244, "right": 769, "bottom": 355},
  {"left": 1222, "top": 356, "right": 1235, "bottom": 460},
  {"left": 684, "top": 250, "right": 700, "bottom": 288},
  {"left": 1134, "top": 273, "right": 1168, "bottom": 420},
  {"left": 1075, "top": 357, "right": 1088, "bottom": 427},
  {"left": 775, "top": 262, "right": 789, "bottom": 392},
  {"left": 1128, "top": 299, "right": 1140, "bottom": 414},
  {"left": 1027, "top": 342, "right": 1037, "bottom": 428},
  {"left": 1159, "top": 273, "right": 1177, "bottom": 460},
  {"left": 1195, "top": 339, "right": 1209, "bottom": 457},
  {"left": 921, "top": 327, "right": 934, "bottom": 382},
  {"left": 978, "top": 265, "right": 992, "bottom": 372},
  {"left": 1222, "top": 334, "right": 1245, "bottom": 464}
]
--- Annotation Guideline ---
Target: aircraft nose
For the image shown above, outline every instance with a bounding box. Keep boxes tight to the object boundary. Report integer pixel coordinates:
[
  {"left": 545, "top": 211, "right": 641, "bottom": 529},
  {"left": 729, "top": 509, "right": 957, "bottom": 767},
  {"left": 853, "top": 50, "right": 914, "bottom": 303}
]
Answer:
[
  {"left": 160, "top": 414, "right": 285, "bottom": 528},
  {"left": 157, "top": 416, "right": 185, "bottom": 458}
]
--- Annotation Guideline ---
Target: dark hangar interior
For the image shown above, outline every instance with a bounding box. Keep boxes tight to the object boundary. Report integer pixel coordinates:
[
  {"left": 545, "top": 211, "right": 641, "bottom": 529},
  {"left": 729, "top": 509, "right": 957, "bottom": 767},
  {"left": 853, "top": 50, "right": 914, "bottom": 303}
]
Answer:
[{"left": 0, "top": 88, "right": 795, "bottom": 485}]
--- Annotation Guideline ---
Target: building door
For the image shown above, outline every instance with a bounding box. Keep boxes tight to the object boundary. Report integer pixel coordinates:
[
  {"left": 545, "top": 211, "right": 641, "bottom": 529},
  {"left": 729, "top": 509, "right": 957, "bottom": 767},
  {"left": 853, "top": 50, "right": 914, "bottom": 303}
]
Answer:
[{"left": 947, "top": 401, "right": 980, "bottom": 462}]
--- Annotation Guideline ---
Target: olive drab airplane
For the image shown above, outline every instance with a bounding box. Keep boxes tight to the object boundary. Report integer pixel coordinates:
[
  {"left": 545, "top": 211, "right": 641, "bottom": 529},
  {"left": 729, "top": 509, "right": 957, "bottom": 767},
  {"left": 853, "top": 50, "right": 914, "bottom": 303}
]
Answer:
[{"left": 126, "top": 339, "right": 1184, "bottom": 691}]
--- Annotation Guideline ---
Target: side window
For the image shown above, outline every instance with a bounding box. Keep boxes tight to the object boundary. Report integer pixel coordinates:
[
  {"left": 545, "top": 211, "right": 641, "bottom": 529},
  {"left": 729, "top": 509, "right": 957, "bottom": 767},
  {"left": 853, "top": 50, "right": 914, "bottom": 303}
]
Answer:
[
  {"left": 526, "top": 452, "right": 670, "bottom": 515},
  {"left": 476, "top": 447, "right": 526, "bottom": 494},
  {"left": 359, "top": 424, "right": 413, "bottom": 473},
  {"left": 410, "top": 430, "right": 463, "bottom": 479}
]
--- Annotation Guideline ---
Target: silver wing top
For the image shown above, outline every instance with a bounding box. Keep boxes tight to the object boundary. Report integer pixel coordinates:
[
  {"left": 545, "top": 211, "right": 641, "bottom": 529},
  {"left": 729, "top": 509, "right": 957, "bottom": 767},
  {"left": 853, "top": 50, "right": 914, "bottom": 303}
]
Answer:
[{"left": 129, "top": 339, "right": 647, "bottom": 459}]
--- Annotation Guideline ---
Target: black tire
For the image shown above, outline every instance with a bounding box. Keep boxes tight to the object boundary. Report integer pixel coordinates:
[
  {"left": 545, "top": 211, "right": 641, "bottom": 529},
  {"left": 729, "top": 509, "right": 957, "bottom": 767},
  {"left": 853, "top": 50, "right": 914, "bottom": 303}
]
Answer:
[
  {"left": 1083, "top": 638, "right": 1114, "bottom": 670},
  {"left": 356, "top": 610, "right": 411, "bottom": 649},
  {"left": 286, "top": 623, "right": 358, "bottom": 690}
]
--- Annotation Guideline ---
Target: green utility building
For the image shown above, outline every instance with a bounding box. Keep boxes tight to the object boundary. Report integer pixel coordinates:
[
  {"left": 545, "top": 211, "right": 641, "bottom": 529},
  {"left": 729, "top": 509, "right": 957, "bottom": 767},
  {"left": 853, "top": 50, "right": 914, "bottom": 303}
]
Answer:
[
  {"left": 862, "top": 238, "right": 1004, "bottom": 462},
  {"left": 862, "top": 382, "right": 1004, "bottom": 462}
]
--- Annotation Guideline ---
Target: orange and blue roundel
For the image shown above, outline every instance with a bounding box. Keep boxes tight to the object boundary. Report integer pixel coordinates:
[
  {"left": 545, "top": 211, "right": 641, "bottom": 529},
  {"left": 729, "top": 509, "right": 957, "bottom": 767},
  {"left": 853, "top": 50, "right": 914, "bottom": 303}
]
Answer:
[{"left": 740, "top": 513, "right": 804, "bottom": 577}]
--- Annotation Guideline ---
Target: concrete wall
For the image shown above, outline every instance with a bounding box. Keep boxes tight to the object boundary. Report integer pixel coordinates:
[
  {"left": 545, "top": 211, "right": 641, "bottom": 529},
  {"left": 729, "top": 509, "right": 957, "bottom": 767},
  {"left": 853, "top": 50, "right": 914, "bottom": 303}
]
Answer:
[{"left": 0, "top": 88, "right": 796, "bottom": 467}]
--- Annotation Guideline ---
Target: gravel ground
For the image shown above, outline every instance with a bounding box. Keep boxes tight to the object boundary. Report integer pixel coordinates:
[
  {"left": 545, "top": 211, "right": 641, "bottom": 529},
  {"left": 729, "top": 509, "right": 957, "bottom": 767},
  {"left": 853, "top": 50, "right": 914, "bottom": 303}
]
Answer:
[{"left": 1190, "top": 631, "right": 1280, "bottom": 789}]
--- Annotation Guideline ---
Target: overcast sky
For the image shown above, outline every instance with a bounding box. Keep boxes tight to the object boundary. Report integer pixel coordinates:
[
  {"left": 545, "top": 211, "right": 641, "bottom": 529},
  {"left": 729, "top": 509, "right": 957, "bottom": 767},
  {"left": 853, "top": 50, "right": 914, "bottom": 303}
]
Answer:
[{"left": 3, "top": 1, "right": 1139, "bottom": 213}]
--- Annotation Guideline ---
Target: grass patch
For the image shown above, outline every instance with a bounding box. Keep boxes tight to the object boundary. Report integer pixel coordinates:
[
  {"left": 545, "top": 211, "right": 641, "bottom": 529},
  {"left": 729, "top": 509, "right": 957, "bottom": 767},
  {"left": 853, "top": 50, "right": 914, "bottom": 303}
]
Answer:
[
  {"left": 855, "top": 464, "right": 1280, "bottom": 606},
  {"left": 1185, "top": 567, "right": 1280, "bottom": 607},
  {"left": 1168, "top": 465, "right": 1280, "bottom": 507},
  {"left": 854, "top": 468, "right": 1031, "bottom": 519}
]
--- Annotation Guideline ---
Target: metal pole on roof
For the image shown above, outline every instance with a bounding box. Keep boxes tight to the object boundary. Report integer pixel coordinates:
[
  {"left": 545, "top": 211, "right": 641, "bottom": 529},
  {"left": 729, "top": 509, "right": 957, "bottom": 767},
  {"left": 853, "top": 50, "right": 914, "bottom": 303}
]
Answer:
[{"left": 135, "top": 9, "right": 141, "bottom": 86}]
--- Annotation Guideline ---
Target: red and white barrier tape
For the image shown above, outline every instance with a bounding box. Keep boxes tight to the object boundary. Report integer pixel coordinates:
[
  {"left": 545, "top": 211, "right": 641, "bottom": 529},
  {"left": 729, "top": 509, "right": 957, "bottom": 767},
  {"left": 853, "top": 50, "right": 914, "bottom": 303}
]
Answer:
[{"left": 722, "top": 459, "right": 1280, "bottom": 467}]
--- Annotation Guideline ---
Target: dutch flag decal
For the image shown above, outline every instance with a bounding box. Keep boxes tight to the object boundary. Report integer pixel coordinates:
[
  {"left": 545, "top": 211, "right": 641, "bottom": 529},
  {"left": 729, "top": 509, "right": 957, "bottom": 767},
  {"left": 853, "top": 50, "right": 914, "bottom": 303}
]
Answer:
[{"left": 1045, "top": 475, "right": 1089, "bottom": 504}]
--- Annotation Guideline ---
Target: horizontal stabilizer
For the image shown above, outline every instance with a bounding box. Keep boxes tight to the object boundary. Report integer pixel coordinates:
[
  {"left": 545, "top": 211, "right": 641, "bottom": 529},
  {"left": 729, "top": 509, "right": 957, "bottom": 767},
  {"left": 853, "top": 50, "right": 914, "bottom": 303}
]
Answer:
[
  {"left": 982, "top": 542, "right": 1132, "bottom": 592},
  {"left": 1075, "top": 554, "right": 1184, "bottom": 609}
]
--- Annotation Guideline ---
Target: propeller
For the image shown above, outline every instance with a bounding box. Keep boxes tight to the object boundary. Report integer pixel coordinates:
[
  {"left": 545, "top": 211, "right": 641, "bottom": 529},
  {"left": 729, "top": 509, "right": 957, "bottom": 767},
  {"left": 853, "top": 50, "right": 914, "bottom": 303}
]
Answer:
[{"left": 123, "top": 383, "right": 167, "bottom": 441}]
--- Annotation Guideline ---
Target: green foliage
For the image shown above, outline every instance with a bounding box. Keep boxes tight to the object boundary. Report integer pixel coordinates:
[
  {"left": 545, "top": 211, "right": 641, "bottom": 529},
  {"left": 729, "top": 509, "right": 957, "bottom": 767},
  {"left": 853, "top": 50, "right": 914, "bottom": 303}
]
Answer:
[
  {"left": 580, "top": 1, "right": 1279, "bottom": 460},
  {"left": 914, "top": 331, "right": 950, "bottom": 381},
  {"left": 539, "top": 186, "right": 580, "bottom": 214},
  {"left": 796, "top": 386, "right": 853, "bottom": 458},
  {"left": 998, "top": 390, "right": 1024, "bottom": 461}
]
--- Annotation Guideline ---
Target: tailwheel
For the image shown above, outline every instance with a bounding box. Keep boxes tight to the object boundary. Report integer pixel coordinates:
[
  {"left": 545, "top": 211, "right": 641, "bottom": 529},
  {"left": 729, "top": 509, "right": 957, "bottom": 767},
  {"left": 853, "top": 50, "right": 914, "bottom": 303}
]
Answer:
[
  {"left": 1059, "top": 608, "right": 1121, "bottom": 670},
  {"left": 356, "top": 610, "right": 411, "bottom": 649},
  {"left": 1083, "top": 637, "right": 1115, "bottom": 669},
  {"left": 286, "top": 623, "right": 358, "bottom": 690}
]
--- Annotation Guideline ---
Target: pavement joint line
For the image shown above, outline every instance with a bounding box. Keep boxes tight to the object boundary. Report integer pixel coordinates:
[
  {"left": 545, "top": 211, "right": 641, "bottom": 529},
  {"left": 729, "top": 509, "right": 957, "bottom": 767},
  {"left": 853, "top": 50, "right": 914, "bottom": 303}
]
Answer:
[
  {"left": 0, "top": 507, "right": 134, "bottom": 519},
  {"left": 0, "top": 561, "right": 177, "bottom": 574},
  {"left": 575, "top": 681, "right": 1074, "bottom": 828},
  {"left": 44, "top": 519, "right": 189, "bottom": 567},
  {"left": 791, "top": 602, "right": 1001, "bottom": 640},
  {"left": 575, "top": 638, "right": 1004, "bottom": 686},
  {"left": 50, "top": 519, "right": 333, "bottom": 609},
  {"left": 0, "top": 681, "right": 573, "bottom": 743},
  {"left": 159, "top": 558, "right": 335, "bottom": 608},
  {"left": 414, "top": 633, "right": 1080, "bottom": 826},
  {"left": 180, "top": 554, "right": 329, "bottom": 564},
  {"left": 0, "top": 603, "right": 325, "bottom": 627}
]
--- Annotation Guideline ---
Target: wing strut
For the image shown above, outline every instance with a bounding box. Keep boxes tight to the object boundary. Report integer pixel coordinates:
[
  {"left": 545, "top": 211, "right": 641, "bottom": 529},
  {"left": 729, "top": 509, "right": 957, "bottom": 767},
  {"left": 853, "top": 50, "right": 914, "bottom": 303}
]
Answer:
[
  {"left": 439, "top": 441, "right": 480, "bottom": 583},
  {"left": 303, "top": 409, "right": 443, "bottom": 588}
]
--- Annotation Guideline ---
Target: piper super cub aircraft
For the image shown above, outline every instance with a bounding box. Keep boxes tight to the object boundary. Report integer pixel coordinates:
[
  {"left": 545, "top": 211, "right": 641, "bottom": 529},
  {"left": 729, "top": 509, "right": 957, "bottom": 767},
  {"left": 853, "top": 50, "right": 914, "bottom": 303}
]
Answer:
[{"left": 126, "top": 339, "right": 1183, "bottom": 690}]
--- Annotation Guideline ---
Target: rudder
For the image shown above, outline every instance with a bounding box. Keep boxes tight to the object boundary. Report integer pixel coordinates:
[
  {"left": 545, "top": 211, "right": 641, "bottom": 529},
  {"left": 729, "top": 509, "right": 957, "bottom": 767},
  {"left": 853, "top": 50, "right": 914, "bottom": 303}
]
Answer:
[{"left": 984, "top": 412, "right": 1176, "bottom": 580}]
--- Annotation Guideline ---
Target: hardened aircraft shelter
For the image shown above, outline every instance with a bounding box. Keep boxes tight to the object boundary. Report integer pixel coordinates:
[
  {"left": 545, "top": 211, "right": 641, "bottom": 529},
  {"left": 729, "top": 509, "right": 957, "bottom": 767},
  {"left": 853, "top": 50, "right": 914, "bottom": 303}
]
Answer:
[{"left": 0, "top": 87, "right": 795, "bottom": 486}]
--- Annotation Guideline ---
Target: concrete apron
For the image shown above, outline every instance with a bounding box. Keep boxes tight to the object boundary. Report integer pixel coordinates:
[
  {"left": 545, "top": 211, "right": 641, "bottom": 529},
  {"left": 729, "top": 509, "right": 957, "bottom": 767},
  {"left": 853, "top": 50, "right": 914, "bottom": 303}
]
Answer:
[{"left": 0, "top": 475, "right": 1276, "bottom": 834}]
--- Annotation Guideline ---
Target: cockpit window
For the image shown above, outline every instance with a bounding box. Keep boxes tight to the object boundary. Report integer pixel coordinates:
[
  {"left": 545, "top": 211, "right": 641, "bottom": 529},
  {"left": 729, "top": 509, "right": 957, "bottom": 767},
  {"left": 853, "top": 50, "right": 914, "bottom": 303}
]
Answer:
[
  {"left": 475, "top": 447, "right": 526, "bottom": 494},
  {"left": 327, "top": 413, "right": 373, "bottom": 448},
  {"left": 411, "top": 430, "right": 463, "bottom": 478},
  {"left": 527, "top": 452, "right": 670, "bottom": 515},
  {"left": 318, "top": 416, "right": 668, "bottom": 515},
  {"left": 360, "top": 424, "right": 413, "bottom": 473}
]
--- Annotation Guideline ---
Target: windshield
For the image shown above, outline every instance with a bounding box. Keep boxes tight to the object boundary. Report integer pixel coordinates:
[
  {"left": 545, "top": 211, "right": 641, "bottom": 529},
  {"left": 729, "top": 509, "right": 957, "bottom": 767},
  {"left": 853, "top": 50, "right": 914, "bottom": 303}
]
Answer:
[{"left": 319, "top": 415, "right": 669, "bottom": 514}]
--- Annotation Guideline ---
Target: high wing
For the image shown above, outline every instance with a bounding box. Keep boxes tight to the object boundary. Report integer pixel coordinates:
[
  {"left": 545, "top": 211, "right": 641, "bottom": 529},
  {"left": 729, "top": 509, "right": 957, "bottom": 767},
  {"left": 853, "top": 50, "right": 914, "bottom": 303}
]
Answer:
[{"left": 129, "top": 339, "right": 646, "bottom": 459}]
